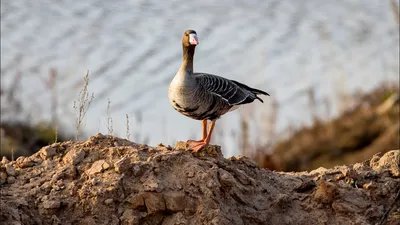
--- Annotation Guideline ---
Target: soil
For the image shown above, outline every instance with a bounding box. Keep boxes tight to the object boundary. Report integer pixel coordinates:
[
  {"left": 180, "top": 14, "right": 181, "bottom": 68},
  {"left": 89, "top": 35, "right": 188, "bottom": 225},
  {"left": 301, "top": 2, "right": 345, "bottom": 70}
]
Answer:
[
  {"left": 256, "top": 86, "right": 400, "bottom": 172},
  {"left": 1, "top": 133, "right": 399, "bottom": 225}
]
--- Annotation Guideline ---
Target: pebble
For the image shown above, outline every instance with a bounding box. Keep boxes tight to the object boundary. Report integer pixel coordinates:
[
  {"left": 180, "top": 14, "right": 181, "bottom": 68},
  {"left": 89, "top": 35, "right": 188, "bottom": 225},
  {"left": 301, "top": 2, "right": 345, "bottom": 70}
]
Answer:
[
  {"left": 104, "top": 198, "right": 114, "bottom": 205},
  {"left": 63, "top": 149, "right": 85, "bottom": 165},
  {"left": 164, "top": 192, "right": 186, "bottom": 212},
  {"left": 114, "top": 156, "right": 131, "bottom": 174},
  {"left": 7, "top": 176, "right": 16, "bottom": 184},
  {"left": 20, "top": 157, "right": 35, "bottom": 168},
  {"left": 0, "top": 171, "right": 7, "bottom": 184},
  {"left": 86, "top": 160, "right": 110, "bottom": 175},
  {"left": 5, "top": 164, "right": 17, "bottom": 176},
  {"left": 1, "top": 156, "right": 10, "bottom": 164},
  {"left": 40, "top": 146, "right": 57, "bottom": 159},
  {"left": 43, "top": 199, "right": 61, "bottom": 209}
]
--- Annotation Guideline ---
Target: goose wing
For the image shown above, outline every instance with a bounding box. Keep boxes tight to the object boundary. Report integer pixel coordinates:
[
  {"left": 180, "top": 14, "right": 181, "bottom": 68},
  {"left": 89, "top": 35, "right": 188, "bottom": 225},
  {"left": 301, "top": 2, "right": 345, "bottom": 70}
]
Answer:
[{"left": 194, "top": 73, "right": 269, "bottom": 105}]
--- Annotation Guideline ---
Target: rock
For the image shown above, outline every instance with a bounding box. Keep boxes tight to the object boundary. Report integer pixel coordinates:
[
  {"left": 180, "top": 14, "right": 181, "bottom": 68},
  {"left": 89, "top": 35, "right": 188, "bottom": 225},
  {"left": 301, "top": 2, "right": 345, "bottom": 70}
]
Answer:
[
  {"left": 143, "top": 193, "right": 165, "bottom": 214},
  {"left": 1, "top": 156, "right": 10, "bottom": 164},
  {"left": 42, "top": 200, "right": 61, "bottom": 209},
  {"left": 127, "top": 193, "right": 145, "bottom": 209},
  {"left": 164, "top": 192, "right": 186, "bottom": 212},
  {"left": 0, "top": 171, "right": 7, "bottom": 184},
  {"left": 142, "top": 176, "right": 159, "bottom": 192},
  {"left": 120, "top": 209, "right": 140, "bottom": 225},
  {"left": 218, "top": 169, "right": 237, "bottom": 188},
  {"left": 114, "top": 156, "right": 131, "bottom": 173},
  {"left": 162, "top": 212, "right": 187, "bottom": 225},
  {"left": 104, "top": 198, "right": 113, "bottom": 205},
  {"left": 39, "top": 146, "right": 57, "bottom": 159},
  {"left": 15, "top": 157, "right": 34, "bottom": 168},
  {"left": 370, "top": 150, "right": 400, "bottom": 177},
  {"left": 50, "top": 215, "right": 61, "bottom": 225},
  {"left": 5, "top": 164, "right": 17, "bottom": 176},
  {"left": 63, "top": 149, "right": 85, "bottom": 165},
  {"left": 313, "top": 181, "right": 337, "bottom": 205},
  {"left": 86, "top": 160, "right": 109, "bottom": 175},
  {"left": 174, "top": 141, "right": 223, "bottom": 158},
  {"left": 7, "top": 176, "right": 16, "bottom": 184},
  {"left": 102, "top": 161, "right": 111, "bottom": 170},
  {"left": 22, "top": 158, "right": 34, "bottom": 168}
]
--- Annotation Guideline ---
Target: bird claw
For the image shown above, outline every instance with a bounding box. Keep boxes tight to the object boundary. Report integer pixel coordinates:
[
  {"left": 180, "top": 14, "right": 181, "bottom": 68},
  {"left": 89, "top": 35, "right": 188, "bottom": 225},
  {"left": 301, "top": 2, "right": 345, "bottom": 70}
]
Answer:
[
  {"left": 186, "top": 139, "right": 204, "bottom": 144},
  {"left": 188, "top": 142, "right": 207, "bottom": 152}
]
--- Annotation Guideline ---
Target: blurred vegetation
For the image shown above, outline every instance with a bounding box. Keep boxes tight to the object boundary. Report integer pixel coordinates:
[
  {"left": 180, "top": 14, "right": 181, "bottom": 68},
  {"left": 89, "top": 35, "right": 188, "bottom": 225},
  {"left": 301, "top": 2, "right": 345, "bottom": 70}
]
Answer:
[
  {"left": 0, "top": 68, "right": 74, "bottom": 160},
  {"left": 0, "top": 122, "right": 73, "bottom": 160},
  {"left": 251, "top": 83, "right": 399, "bottom": 172}
]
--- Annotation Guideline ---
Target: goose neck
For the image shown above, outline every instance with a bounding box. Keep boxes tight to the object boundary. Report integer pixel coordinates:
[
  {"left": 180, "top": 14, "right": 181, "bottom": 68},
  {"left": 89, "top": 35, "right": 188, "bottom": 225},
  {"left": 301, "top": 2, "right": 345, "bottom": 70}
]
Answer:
[{"left": 181, "top": 45, "right": 195, "bottom": 73}]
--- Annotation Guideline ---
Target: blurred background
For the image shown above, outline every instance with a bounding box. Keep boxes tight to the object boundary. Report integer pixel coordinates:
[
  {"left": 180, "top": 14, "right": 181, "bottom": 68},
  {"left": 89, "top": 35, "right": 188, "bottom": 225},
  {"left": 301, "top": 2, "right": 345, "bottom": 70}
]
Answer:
[{"left": 1, "top": 0, "right": 399, "bottom": 171}]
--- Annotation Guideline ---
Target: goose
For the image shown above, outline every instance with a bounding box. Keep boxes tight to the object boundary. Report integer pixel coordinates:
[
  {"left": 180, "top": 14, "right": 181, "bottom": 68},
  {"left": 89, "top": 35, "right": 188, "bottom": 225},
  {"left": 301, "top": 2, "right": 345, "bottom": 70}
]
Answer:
[{"left": 168, "top": 29, "right": 270, "bottom": 152}]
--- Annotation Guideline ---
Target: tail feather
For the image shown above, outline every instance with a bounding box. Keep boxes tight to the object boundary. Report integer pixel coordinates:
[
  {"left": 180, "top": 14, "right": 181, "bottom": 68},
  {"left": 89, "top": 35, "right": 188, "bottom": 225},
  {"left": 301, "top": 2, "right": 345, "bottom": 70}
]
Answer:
[
  {"left": 249, "top": 87, "right": 270, "bottom": 96},
  {"left": 230, "top": 80, "right": 270, "bottom": 103}
]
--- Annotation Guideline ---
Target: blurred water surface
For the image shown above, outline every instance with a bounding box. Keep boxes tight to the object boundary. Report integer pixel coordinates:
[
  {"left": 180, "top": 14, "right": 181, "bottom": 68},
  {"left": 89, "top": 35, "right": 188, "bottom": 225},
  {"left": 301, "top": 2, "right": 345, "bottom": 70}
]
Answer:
[{"left": 1, "top": 0, "right": 399, "bottom": 156}]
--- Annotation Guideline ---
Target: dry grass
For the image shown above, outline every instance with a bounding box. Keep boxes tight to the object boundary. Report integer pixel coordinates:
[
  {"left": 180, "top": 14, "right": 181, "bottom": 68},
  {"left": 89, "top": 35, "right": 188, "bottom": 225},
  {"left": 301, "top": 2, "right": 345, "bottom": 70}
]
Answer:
[
  {"left": 126, "top": 114, "right": 131, "bottom": 140},
  {"left": 106, "top": 98, "right": 114, "bottom": 135},
  {"left": 73, "top": 70, "right": 94, "bottom": 141},
  {"left": 391, "top": 0, "right": 399, "bottom": 25}
]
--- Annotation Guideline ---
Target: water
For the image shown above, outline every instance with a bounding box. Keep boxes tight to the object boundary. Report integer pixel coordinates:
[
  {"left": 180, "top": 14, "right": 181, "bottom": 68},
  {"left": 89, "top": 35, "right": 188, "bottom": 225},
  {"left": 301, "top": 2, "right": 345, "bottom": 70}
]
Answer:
[{"left": 1, "top": 0, "right": 399, "bottom": 156}]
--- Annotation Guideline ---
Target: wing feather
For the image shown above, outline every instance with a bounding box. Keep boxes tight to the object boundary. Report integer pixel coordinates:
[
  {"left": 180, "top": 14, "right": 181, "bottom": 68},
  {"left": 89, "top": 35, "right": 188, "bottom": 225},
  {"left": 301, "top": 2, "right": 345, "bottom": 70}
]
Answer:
[{"left": 194, "top": 73, "right": 268, "bottom": 105}]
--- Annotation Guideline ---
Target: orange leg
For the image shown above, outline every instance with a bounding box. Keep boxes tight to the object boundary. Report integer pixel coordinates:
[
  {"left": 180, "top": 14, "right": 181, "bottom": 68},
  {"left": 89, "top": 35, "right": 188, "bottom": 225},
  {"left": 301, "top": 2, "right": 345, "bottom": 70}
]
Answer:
[
  {"left": 190, "top": 121, "right": 216, "bottom": 152},
  {"left": 187, "top": 120, "right": 207, "bottom": 143}
]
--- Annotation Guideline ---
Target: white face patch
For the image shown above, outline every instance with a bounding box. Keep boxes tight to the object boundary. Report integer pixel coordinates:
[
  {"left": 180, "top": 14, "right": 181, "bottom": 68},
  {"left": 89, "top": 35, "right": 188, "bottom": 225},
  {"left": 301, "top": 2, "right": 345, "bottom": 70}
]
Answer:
[{"left": 189, "top": 33, "right": 199, "bottom": 45}]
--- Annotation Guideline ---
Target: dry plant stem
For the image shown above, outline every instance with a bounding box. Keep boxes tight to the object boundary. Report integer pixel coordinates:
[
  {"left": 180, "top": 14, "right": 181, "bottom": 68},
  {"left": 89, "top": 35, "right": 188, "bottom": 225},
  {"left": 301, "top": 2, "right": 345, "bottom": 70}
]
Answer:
[
  {"left": 106, "top": 98, "right": 113, "bottom": 135},
  {"left": 54, "top": 125, "right": 58, "bottom": 143},
  {"left": 391, "top": 0, "right": 400, "bottom": 24},
  {"left": 126, "top": 114, "right": 130, "bottom": 140},
  {"left": 49, "top": 68, "right": 58, "bottom": 143},
  {"left": 74, "top": 70, "right": 94, "bottom": 141}
]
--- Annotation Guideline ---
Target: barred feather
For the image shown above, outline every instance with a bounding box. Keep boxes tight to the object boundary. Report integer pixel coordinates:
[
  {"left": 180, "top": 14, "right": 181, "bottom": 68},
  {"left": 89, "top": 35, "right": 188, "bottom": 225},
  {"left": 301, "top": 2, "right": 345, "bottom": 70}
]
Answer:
[{"left": 194, "top": 73, "right": 269, "bottom": 106}]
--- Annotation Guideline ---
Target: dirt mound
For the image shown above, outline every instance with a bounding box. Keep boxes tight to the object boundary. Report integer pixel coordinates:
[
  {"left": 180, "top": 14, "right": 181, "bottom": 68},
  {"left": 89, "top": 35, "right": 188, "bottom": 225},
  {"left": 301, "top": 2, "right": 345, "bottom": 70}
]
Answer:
[
  {"left": 256, "top": 86, "right": 399, "bottom": 172},
  {"left": 1, "top": 134, "right": 399, "bottom": 225}
]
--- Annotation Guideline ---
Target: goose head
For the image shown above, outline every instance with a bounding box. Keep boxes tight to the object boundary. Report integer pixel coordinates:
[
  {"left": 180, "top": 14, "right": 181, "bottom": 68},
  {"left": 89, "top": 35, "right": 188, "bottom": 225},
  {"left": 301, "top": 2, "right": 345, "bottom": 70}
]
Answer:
[{"left": 182, "top": 30, "right": 199, "bottom": 47}]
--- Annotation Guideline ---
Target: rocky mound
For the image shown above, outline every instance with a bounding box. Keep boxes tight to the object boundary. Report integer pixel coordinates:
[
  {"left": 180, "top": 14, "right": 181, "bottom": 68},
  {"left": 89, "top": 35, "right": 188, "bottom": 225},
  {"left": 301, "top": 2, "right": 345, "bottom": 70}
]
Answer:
[{"left": 1, "top": 134, "right": 399, "bottom": 225}]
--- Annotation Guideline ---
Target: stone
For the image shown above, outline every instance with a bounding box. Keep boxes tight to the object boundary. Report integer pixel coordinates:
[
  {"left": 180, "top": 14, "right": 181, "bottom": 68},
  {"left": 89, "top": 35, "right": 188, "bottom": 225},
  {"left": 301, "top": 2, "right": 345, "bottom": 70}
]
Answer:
[
  {"left": 233, "top": 169, "right": 251, "bottom": 185},
  {"left": 0, "top": 171, "right": 7, "bottom": 185},
  {"left": 43, "top": 200, "right": 61, "bottom": 209},
  {"left": 7, "top": 176, "right": 16, "bottom": 184},
  {"left": 20, "top": 158, "right": 34, "bottom": 168},
  {"left": 1, "top": 156, "right": 10, "bottom": 164},
  {"left": 127, "top": 193, "right": 145, "bottom": 209},
  {"left": 218, "top": 169, "right": 237, "bottom": 187},
  {"left": 370, "top": 150, "right": 400, "bottom": 177},
  {"left": 86, "top": 160, "right": 109, "bottom": 175},
  {"left": 40, "top": 146, "right": 57, "bottom": 159},
  {"left": 63, "top": 149, "right": 85, "bottom": 165},
  {"left": 162, "top": 212, "right": 187, "bottom": 225},
  {"left": 314, "top": 181, "right": 337, "bottom": 204},
  {"left": 104, "top": 198, "right": 114, "bottom": 205},
  {"left": 164, "top": 192, "right": 185, "bottom": 212},
  {"left": 143, "top": 193, "right": 165, "bottom": 214},
  {"left": 114, "top": 156, "right": 131, "bottom": 173},
  {"left": 5, "top": 164, "right": 17, "bottom": 176},
  {"left": 120, "top": 209, "right": 140, "bottom": 225}
]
